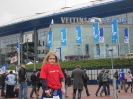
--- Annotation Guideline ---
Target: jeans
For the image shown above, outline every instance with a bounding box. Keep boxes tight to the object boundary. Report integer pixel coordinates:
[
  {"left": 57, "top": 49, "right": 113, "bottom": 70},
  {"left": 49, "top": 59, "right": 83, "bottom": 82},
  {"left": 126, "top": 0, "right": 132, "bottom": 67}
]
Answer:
[
  {"left": 84, "top": 83, "right": 89, "bottom": 96},
  {"left": 30, "top": 85, "right": 36, "bottom": 97},
  {"left": 18, "top": 82, "right": 28, "bottom": 99},
  {"left": 1, "top": 84, "right": 5, "bottom": 96},
  {"left": 96, "top": 82, "right": 102, "bottom": 94},
  {"left": 101, "top": 82, "right": 107, "bottom": 95},
  {"left": 120, "top": 80, "right": 126, "bottom": 91},
  {"left": 106, "top": 82, "right": 110, "bottom": 95},
  {"left": 65, "top": 85, "right": 68, "bottom": 97}
]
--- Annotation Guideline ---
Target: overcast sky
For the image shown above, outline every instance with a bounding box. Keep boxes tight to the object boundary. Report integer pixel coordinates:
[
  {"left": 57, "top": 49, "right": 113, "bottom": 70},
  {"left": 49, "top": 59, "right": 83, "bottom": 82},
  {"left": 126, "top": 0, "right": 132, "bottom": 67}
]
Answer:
[{"left": 0, "top": 0, "right": 92, "bottom": 25}]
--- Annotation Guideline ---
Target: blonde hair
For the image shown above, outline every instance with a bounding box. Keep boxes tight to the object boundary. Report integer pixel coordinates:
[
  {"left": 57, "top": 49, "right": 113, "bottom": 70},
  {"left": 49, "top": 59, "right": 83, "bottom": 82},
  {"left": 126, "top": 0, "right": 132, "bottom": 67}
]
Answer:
[
  {"left": 128, "top": 69, "right": 131, "bottom": 74},
  {"left": 42, "top": 51, "right": 60, "bottom": 65}
]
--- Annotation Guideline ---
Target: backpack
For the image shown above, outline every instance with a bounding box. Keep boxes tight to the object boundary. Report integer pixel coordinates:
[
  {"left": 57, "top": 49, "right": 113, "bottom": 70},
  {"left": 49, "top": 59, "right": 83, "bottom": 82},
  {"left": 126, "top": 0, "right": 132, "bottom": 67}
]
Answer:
[{"left": 102, "top": 73, "right": 108, "bottom": 82}]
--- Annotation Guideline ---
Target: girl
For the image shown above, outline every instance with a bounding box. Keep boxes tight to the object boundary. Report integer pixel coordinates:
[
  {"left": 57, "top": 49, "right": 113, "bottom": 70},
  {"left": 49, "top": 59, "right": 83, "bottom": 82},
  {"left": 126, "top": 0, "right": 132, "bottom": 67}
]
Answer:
[
  {"left": 40, "top": 51, "right": 65, "bottom": 99},
  {"left": 125, "top": 69, "right": 133, "bottom": 93}
]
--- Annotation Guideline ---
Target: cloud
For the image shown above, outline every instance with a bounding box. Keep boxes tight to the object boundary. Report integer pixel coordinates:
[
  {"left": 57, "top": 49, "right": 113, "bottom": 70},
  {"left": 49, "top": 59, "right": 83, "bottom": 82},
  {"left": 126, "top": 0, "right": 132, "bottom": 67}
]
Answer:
[{"left": 0, "top": 0, "right": 91, "bottom": 25}]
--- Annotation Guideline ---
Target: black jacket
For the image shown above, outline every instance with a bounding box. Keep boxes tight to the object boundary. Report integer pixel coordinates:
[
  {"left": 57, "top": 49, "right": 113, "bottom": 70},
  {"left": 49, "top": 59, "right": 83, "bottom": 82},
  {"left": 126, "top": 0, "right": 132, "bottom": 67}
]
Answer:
[
  {"left": 63, "top": 72, "right": 68, "bottom": 85},
  {"left": 83, "top": 72, "right": 89, "bottom": 83},
  {"left": 1, "top": 73, "right": 6, "bottom": 84},
  {"left": 18, "top": 67, "right": 27, "bottom": 82},
  {"left": 30, "top": 73, "right": 37, "bottom": 85},
  {"left": 37, "top": 72, "right": 41, "bottom": 83},
  {"left": 97, "top": 72, "right": 104, "bottom": 82}
]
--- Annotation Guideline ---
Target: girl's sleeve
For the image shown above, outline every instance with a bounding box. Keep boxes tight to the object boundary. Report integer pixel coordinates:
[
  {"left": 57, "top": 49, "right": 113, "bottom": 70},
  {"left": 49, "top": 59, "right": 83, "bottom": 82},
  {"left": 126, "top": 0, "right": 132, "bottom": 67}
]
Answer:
[
  {"left": 59, "top": 66, "right": 64, "bottom": 78},
  {"left": 40, "top": 64, "right": 47, "bottom": 79}
]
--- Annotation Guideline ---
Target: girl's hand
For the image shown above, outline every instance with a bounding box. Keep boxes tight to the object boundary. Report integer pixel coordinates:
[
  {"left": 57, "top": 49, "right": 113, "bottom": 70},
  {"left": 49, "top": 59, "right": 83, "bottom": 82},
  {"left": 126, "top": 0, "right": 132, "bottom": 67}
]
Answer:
[
  {"left": 45, "top": 90, "right": 51, "bottom": 96},
  {"left": 61, "top": 88, "right": 65, "bottom": 95}
]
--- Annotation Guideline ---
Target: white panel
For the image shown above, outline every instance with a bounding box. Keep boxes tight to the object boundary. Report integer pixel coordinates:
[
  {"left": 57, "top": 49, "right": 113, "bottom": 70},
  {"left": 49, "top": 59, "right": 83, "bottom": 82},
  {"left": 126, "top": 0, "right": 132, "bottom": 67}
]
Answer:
[
  {"left": 92, "top": 75, "right": 95, "bottom": 80},
  {"left": 98, "top": 70, "right": 101, "bottom": 74},
  {"left": 94, "top": 70, "right": 97, "bottom": 75},
  {"left": 88, "top": 70, "right": 91, "bottom": 74},
  {"left": 124, "top": 69, "right": 127, "bottom": 73},
  {"left": 89, "top": 75, "right": 92, "bottom": 80},
  {"left": 92, "top": 70, "right": 95, "bottom": 74},
  {"left": 95, "top": 75, "right": 97, "bottom": 80},
  {"left": 86, "top": 70, "right": 89, "bottom": 74}
]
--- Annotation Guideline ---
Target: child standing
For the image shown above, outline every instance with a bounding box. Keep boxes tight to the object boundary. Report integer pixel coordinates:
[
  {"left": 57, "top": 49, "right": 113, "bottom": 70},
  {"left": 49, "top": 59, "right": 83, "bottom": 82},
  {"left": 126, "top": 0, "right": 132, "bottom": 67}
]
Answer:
[{"left": 40, "top": 52, "right": 65, "bottom": 99}]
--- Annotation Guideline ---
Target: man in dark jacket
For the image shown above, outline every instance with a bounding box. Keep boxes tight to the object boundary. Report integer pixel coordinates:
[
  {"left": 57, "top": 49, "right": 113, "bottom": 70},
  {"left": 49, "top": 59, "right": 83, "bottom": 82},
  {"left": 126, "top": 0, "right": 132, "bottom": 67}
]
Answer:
[
  {"left": 95, "top": 68, "right": 107, "bottom": 96},
  {"left": 71, "top": 65, "right": 85, "bottom": 99},
  {"left": 36, "top": 69, "right": 42, "bottom": 93},
  {"left": 18, "top": 64, "right": 28, "bottom": 99},
  {"left": 1, "top": 71, "right": 8, "bottom": 96},
  {"left": 30, "top": 70, "right": 37, "bottom": 98},
  {"left": 83, "top": 69, "right": 90, "bottom": 96}
]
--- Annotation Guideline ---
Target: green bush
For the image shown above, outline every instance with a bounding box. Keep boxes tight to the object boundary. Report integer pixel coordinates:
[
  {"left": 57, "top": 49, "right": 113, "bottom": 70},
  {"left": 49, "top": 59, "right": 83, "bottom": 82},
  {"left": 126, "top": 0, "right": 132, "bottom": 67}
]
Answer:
[{"left": 8, "top": 58, "right": 133, "bottom": 70}]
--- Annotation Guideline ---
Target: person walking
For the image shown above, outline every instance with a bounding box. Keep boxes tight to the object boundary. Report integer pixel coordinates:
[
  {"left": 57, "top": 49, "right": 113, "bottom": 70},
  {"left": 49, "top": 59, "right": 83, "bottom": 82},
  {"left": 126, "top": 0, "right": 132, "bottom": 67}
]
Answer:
[
  {"left": 83, "top": 69, "right": 90, "bottom": 96},
  {"left": 0, "top": 71, "right": 8, "bottom": 97},
  {"left": 40, "top": 51, "right": 65, "bottom": 99},
  {"left": 36, "top": 69, "right": 42, "bottom": 96},
  {"left": 95, "top": 69, "right": 107, "bottom": 96},
  {"left": 119, "top": 68, "right": 126, "bottom": 92},
  {"left": 113, "top": 69, "right": 120, "bottom": 94},
  {"left": 125, "top": 69, "right": 133, "bottom": 93},
  {"left": 105, "top": 70, "right": 111, "bottom": 96},
  {"left": 5, "top": 71, "right": 16, "bottom": 98},
  {"left": 62, "top": 68, "right": 69, "bottom": 98},
  {"left": 30, "top": 70, "right": 37, "bottom": 98},
  {"left": 18, "top": 64, "right": 28, "bottom": 99},
  {"left": 71, "top": 65, "right": 85, "bottom": 99}
]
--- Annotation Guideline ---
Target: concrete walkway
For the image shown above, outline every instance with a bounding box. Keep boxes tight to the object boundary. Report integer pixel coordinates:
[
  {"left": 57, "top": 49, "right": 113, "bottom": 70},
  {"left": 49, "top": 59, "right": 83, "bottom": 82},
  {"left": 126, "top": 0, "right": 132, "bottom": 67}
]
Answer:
[{"left": 1, "top": 85, "right": 133, "bottom": 99}]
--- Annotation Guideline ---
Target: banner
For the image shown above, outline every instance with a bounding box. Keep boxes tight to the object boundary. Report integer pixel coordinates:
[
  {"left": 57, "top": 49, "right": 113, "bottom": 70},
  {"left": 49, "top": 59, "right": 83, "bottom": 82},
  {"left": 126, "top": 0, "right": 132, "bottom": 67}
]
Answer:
[
  {"left": 0, "top": 64, "right": 8, "bottom": 73},
  {"left": 112, "top": 20, "right": 118, "bottom": 43},
  {"left": 76, "top": 26, "right": 82, "bottom": 44},
  {"left": 99, "top": 28, "right": 104, "bottom": 43},
  {"left": 124, "top": 28, "right": 129, "bottom": 43},
  {"left": 93, "top": 22, "right": 99, "bottom": 41},
  {"left": 10, "top": 56, "right": 17, "bottom": 63},
  {"left": 61, "top": 28, "right": 67, "bottom": 46},
  {"left": 46, "top": 31, "right": 52, "bottom": 47}
]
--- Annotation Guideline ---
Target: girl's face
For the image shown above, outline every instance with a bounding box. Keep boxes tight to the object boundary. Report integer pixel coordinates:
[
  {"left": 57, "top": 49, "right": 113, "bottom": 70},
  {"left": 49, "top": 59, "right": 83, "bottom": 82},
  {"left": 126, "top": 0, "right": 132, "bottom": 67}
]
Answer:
[{"left": 48, "top": 55, "right": 56, "bottom": 64}]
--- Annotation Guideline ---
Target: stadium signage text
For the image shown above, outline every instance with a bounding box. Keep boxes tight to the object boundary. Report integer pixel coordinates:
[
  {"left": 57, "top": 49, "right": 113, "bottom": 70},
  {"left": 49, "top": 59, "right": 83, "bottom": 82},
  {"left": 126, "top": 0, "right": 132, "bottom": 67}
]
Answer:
[{"left": 61, "top": 17, "right": 127, "bottom": 24}]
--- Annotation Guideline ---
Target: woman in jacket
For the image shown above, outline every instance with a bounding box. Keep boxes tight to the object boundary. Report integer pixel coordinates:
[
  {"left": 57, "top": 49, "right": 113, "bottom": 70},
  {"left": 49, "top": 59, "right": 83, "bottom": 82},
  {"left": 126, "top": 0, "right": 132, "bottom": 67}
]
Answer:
[{"left": 125, "top": 69, "right": 133, "bottom": 93}]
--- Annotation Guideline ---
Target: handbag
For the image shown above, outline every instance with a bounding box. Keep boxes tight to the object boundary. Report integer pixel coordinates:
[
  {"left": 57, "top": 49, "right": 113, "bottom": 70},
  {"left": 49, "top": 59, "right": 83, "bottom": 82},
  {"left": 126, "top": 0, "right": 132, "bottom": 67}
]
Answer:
[{"left": 43, "top": 96, "right": 60, "bottom": 99}]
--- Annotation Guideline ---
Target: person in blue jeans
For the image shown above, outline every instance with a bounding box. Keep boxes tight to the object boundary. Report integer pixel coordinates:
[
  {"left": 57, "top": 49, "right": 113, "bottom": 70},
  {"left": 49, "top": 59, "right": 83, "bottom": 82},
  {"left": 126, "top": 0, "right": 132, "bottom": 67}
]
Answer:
[
  {"left": 18, "top": 64, "right": 28, "bottom": 99},
  {"left": 100, "top": 70, "right": 110, "bottom": 97},
  {"left": 118, "top": 68, "right": 126, "bottom": 92}
]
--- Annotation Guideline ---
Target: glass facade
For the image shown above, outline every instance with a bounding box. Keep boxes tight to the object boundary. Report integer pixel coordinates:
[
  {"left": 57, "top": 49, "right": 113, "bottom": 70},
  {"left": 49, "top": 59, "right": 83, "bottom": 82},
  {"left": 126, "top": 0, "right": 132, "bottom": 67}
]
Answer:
[
  {"left": 38, "top": 31, "right": 47, "bottom": 47},
  {"left": 0, "top": 36, "right": 19, "bottom": 48},
  {"left": 50, "top": 24, "right": 133, "bottom": 60}
]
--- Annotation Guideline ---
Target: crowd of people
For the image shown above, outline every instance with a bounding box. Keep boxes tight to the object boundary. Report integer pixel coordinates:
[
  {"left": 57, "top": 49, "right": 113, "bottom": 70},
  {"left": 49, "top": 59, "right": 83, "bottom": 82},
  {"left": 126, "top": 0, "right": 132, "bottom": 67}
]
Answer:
[{"left": 0, "top": 51, "right": 133, "bottom": 99}]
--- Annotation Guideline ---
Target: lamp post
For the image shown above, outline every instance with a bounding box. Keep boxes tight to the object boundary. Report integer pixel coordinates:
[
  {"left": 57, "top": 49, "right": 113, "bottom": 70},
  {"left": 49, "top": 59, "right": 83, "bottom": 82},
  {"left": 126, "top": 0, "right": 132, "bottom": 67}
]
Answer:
[
  {"left": 109, "top": 49, "right": 116, "bottom": 99},
  {"left": 33, "top": 55, "right": 36, "bottom": 71},
  {"left": 25, "top": 35, "right": 29, "bottom": 63},
  {"left": 77, "top": 45, "right": 80, "bottom": 60},
  {"left": 0, "top": 49, "right": 1, "bottom": 65}
]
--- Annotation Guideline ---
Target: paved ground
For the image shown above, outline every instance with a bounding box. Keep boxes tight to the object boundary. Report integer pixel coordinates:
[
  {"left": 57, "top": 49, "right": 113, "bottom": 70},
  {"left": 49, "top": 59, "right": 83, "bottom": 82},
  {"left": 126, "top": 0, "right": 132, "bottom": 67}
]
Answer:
[{"left": 0, "top": 85, "right": 133, "bottom": 99}]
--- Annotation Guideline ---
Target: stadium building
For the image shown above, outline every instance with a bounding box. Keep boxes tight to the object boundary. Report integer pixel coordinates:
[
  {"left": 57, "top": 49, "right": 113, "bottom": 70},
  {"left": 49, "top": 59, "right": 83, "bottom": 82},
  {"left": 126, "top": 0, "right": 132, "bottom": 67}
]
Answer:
[{"left": 0, "top": 0, "right": 133, "bottom": 65}]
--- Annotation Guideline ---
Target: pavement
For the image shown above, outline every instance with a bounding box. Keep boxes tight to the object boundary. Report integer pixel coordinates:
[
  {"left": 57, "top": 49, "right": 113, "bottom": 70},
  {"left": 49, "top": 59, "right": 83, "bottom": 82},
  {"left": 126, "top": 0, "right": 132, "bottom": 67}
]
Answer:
[{"left": 0, "top": 85, "right": 133, "bottom": 99}]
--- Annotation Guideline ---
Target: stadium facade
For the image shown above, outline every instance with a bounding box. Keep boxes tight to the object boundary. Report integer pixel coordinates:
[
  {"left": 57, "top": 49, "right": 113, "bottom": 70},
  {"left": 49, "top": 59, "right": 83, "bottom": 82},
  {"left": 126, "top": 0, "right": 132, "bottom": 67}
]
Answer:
[{"left": 0, "top": 0, "right": 133, "bottom": 65}]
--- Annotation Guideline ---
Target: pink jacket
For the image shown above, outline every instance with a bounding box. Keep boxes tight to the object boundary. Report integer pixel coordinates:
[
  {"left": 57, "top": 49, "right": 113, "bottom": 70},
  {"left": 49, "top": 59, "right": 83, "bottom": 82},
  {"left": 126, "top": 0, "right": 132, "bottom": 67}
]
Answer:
[{"left": 126, "top": 73, "right": 133, "bottom": 82}]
